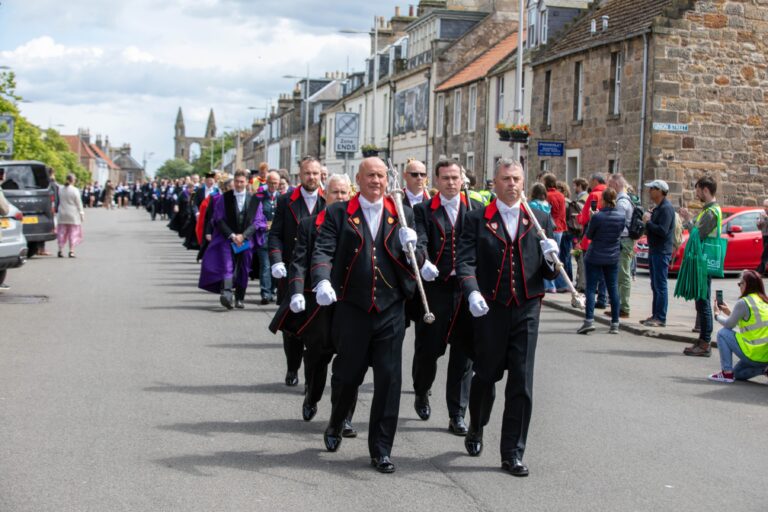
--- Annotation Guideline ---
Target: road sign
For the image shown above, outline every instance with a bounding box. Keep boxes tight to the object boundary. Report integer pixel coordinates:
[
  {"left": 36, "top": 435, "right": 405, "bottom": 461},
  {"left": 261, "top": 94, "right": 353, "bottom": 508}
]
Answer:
[
  {"left": 0, "top": 114, "right": 14, "bottom": 157},
  {"left": 334, "top": 112, "right": 359, "bottom": 153},
  {"left": 537, "top": 141, "right": 564, "bottom": 157},
  {"left": 653, "top": 123, "right": 688, "bottom": 132}
]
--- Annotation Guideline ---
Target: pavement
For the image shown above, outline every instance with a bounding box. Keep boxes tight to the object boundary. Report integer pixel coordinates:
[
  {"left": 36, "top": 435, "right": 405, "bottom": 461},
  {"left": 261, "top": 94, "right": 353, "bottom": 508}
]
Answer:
[
  {"left": 1, "top": 208, "right": 766, "bottom": 512},
  {"left": 542, "top": 268, "right": 743, "bottom": 344}
]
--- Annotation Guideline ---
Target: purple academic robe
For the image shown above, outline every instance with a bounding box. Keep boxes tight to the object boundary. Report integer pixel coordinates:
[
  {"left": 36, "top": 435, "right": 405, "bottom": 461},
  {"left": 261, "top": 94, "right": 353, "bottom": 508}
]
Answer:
[{"left": 198, "top": 195, "right": 267, "bottom": 294}]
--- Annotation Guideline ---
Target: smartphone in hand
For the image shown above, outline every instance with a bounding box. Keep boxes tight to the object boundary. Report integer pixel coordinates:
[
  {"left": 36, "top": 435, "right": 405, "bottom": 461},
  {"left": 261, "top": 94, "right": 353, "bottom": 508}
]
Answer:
[
  {"left": 590, "top": 200, "right": 598, "bottom": 211},
  {"left": 716, "top": 290, "right": 724, "bottom": 306}
]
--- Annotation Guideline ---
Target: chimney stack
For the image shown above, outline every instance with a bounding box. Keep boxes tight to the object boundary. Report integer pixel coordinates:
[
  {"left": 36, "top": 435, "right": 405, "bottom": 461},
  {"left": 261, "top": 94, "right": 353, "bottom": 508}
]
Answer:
[
  {"left": 409, "top": 4, "right": 414, "bottom": 16},
  {"left": 395, "top": 6, "right": 401, "bottom": 16}
]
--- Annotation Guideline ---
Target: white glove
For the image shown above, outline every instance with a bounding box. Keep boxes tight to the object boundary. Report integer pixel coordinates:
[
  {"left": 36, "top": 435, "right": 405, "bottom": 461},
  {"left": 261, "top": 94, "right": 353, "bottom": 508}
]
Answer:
[
  {"left": 468, "top": 291, "right": 489, "bottom": 318},
  {"left": 271, "top": 262, "right": 287, "bottom": 279},
  {"left": 539, "top": 239, "right": 559, "bottom": 264},
  {"left": 289, "top": 294, "right": 306, "bottom": 313},
  {"left": 314, "top": 280, "right": 337, "bottom": 306},
  {"left": 398, "top": 227, "right": 417, "bottom": 249},
  {"left": 420, "top": 260, "right": 439, "bottom": 282}
]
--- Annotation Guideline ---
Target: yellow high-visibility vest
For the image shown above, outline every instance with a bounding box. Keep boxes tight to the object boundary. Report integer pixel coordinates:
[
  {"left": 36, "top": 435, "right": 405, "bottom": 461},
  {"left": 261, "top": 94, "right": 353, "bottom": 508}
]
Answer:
[{"left": 736, "top": 293, "right": 768, "bottom": 363}]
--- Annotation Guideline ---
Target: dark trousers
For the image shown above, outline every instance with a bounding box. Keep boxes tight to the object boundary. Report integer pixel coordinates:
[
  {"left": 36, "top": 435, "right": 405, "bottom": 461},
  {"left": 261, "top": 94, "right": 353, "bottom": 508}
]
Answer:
[
  {"left": 412, "top": 334, "right": 471, "bottom": 418},
  {"left": 695, "top": 276, "right": 713, "bottom": 343},
  {"left": 758, "top": 235, "right": 768, "bottom": 275},
  {"left": 649, "top": 252, "right": 671, "bottom": 323},
  {"left": 329, "top": 300, "right": 405, "bottom": 458},
  {"left": 283, "top": 333, "right": 303, "bottom": 373},
  {"left": 468, "top": 298, "right": 540, "bottom": 461},
  {"left": 585, "top": 261, "right": 620, "bottom": 323}
]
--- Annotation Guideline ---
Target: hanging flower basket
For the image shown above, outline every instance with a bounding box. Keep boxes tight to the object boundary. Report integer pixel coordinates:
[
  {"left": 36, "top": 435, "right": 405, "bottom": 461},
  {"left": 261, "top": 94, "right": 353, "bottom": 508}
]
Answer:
[
  {"left": 497, "top": 123, "right": 531, "bottom": 143},
  {"left": 361, "top": 144, "right": 379, "bottom": 157},
  {"left": 510, "top": 131, "right": 530, "bottom": 143}
]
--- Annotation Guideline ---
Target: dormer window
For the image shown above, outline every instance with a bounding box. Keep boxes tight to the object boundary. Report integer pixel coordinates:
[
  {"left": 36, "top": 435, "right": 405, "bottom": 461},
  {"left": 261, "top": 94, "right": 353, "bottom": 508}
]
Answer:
[
  {"left": 528, "top": 4, "right": 539, "bottom": 47},
  {"left": 540, "top": 9, "right": 548, "bottom": 44}
]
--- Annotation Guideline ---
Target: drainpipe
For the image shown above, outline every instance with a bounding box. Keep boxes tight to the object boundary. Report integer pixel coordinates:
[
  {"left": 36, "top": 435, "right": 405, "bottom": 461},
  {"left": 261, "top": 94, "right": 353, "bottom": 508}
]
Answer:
[
  {"left": 483, "top": 76, "right": 490, "bottom": 183},
  {"left": 425, "top": 68, "right": 432, "bottom": 168},
  {"left": 638, "top": 32, "right": 649, "bottom": 194},
  {"left": 388, "top": 80, "right": 396, "bottom": 161}
]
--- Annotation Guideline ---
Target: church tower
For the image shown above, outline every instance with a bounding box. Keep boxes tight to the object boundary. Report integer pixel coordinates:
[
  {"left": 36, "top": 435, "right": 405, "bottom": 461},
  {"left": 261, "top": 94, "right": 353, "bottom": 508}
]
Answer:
[
  {"left": 205, "top": 109, "right": 216, "bottom": 138},
  {"left": 174, "top": 107, "right": 186, "bottom": 159}
]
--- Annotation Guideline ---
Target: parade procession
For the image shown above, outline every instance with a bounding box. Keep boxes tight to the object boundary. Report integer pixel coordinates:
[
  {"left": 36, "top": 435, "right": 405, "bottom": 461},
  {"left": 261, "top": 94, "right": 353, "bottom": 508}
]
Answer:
[{"left": 3, "top": 0, "right": 768, "bottom": 510}]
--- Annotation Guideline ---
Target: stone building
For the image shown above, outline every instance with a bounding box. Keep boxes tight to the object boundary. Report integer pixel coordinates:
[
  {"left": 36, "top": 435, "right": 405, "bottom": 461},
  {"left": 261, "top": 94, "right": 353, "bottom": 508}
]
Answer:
[
  {"left": 529, "top": 0, "right": 768, "bottom": 205},
  {"left": 174, "top": 108, "right": 216, "bottom": 163}
]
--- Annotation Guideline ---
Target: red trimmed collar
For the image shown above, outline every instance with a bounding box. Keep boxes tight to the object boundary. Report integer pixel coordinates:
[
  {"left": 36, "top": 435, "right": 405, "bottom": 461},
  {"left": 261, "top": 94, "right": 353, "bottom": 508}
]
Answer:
[
  {"left": 484, "top": 198, "right": 499, "bottom": 220},
  {"left": 346, "top": 193, "right": 397, "bottom": 217},
  {"left": 430, "top": 192, "right": 468, "bottom": 211},
  {"left": 315, "top": 209, "right": 327, "bottom": 227},
  {"left": 290, "top": 185, "right": 324, "bottom": 202}
]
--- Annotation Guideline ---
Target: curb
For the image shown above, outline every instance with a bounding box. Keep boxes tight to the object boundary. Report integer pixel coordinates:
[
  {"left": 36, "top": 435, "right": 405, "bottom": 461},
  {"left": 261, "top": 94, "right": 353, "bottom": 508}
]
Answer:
[{"left": 542, "top": 299, "right": 702, "bottom": 344}]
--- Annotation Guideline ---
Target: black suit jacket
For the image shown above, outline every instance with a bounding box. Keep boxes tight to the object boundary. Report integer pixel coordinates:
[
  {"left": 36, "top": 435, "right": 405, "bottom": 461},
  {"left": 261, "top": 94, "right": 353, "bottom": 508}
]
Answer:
[
  {"left": 310, "top": 194, "right": 418, "bottom": 311},
  {"left": 456, "top": 199, "right": 558, "bottom": 303},
  {"left": 402, "top": 188, "right": 429, "bottom": 209},
  {"left": 218, "top": 190, "right": 260, "bottom": 240},
  {"left": 268, "top": 186, "right": 325, "bottom": 266}
]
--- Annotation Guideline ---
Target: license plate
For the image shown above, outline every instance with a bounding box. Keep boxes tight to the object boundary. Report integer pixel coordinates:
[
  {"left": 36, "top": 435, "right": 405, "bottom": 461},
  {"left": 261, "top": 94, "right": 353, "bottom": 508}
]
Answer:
[
  {"left": 0, "top": 218, "right": 9, "bottom": 228},
  {"left": 637, "top": 251, "right": 648, "bottom": 260},
  {"left": 22, "top": 216, "right": 38, "bottom": 224}
]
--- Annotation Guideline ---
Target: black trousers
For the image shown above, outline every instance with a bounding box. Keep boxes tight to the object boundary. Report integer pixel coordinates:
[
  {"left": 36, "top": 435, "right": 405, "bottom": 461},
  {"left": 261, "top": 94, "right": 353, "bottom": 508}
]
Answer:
[
  {"left": 283, "top": 333, "right": 303, "bottom": 373},
  {"left": 329, "top": 300, "right": 405, "bottom": 458},
  {"left": 412, "top": 282, "right": 472, "bottom": 418},
  {"left": 468, "top": 298, "right": 541, "bottom": 461},
  {"left": 758, "top": 235, "right": 768, "bottom": 275}
]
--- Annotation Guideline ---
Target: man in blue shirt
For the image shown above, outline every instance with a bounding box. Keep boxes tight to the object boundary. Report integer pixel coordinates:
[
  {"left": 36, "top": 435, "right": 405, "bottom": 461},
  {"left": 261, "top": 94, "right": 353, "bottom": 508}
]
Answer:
[{"left": 641, "top": 180, "right": 676, "bottom": 328}]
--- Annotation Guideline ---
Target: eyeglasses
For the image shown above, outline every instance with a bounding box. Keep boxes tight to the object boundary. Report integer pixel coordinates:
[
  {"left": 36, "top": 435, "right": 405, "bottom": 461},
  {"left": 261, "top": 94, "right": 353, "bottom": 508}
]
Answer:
[{"left": 409, "top": 172, "right": 427, "bottom": 178}]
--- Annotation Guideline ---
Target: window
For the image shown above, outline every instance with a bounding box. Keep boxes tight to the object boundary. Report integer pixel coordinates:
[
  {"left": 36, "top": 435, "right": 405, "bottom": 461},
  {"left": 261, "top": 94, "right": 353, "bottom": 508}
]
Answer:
[
  {"left": 540, "top": 160, "right": 550, "bottom": 172},
  {"left": 453, "top": 89, "right": 462, "bottom": 135},
  {"left": 728, "top": 212, "right": 761, "bottom": 232},
  {"left": 540, "top": 9, "right": 548, "bottom": 44},
  {"left": 573, "top": 61, "right": 583, "bottom": 121},
  {"left": 496, "top": 76, "right": 505, "bottom": 124},
  {"left": 436, "top": 94, "right": 445, "bottom": 136},
  {"left": 466, "top": 152, "right": 475, "bottom": 173},
  {"left": 468, "top": 85, "right": 477, "bottom": 132},
  {"left": 543, "top": 70, "right": 552, "bottom": 126},
  {"left": 608, "top": 159, "right": 616, "bottom": 173},
  {"left": 528, "top": 6, "right": 538, "bottom": 47},
  {"left": 609, "top": 51, "right": 623, "bottom": 115}
]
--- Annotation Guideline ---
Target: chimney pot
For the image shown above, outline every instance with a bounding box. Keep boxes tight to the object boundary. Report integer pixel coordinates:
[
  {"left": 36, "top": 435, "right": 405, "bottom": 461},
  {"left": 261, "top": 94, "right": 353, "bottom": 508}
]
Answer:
[
  {"left": 395, "top": 5, "right": 400, "bottom": 16},
  {"left": 409, "top": 4, "right": 414, "bottom": 16}
]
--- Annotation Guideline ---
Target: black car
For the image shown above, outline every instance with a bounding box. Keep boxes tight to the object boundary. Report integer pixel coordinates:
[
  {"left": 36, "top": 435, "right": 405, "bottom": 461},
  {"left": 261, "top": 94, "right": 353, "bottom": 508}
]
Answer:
[{"left": 0, "top": 160, "right": 57, "bottom": 257}]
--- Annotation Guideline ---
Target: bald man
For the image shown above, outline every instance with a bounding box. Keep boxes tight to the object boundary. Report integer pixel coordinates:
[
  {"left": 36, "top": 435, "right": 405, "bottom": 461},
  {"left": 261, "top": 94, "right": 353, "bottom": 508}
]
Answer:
[{"left": 402, "top": 160, "right": 429, "bottom": 208}]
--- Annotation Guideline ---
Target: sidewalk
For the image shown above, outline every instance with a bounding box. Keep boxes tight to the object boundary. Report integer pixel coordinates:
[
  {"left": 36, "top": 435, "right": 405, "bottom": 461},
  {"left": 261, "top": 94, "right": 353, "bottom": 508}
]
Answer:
[{"left": 542, "top": 269, "right": 741, "bottom": 344}]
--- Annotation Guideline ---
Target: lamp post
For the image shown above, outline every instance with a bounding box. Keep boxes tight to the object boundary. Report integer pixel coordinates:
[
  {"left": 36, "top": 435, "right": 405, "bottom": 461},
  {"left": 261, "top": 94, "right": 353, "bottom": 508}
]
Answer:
[
  {"left": 283, "top": 65, "right": 311, "bottom": 156},
  {"left": 513, "top": 0, "right": 525, "bottom": 165},
  {"left": 340, "top": 16, "right": 379, "bottom": 147}
]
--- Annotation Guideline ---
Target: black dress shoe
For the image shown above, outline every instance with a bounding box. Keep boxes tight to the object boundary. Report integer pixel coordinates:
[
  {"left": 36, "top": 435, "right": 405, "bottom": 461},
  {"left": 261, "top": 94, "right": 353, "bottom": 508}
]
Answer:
[
  {"left": 448, "top": 416, "right": 468, "bottom": 436},
  {"left": 302, "top": 397, "right": 317, "bottom": 421},
  {"left": 464, "top": 428, "right": 483, "bottom": 457},
  {"left": 370, "top": 455, "right": 395, "bottom": 473},
  {"left": 285, "top": 371, "right": 299, "bottom": 386},
  {"left": 414, "top": 393, "right": 431, "bottom": 420},
  {"left": 341, "top": 419, "right": 357, "bottom": 438},
  {"left": 260, "top": 298, "right": 270, "bottom": 305},
  {"left": 501, "top": 458, "right": 529, "bottom": 477},
  {"left": 219, "top": 291, "right": 234, "bottom": 310},
  {"left": 323, "top": 426, "right": 342, "bottom": 452},
  {"left": 234, "top": 299, "right": 245, "bottom": 309}
]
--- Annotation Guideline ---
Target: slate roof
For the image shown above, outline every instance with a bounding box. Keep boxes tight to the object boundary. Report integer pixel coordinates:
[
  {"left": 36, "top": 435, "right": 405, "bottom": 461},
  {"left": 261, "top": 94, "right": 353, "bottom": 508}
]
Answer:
[
  {"left": 435, "top": 29, "right": 524, "bottom": 92},
  {"left": 533, "top": 0, "right": 673, "bottom": 65}
]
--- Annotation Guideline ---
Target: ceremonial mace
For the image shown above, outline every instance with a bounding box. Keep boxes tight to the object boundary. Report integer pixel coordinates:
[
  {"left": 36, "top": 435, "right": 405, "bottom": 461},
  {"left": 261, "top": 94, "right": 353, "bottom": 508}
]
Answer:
[
  {"left": 520, "top": 192, "right": 587, "bottom": 309},
  {"left": 386, "top": 158, "right": 436, "bottom": 324}
]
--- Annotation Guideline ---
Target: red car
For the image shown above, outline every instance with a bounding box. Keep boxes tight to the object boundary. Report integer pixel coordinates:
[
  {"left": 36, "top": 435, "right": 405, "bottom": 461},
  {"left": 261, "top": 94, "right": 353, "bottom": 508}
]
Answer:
[{"left": 635, "top": 207, "right": 764, "bottom": 273}]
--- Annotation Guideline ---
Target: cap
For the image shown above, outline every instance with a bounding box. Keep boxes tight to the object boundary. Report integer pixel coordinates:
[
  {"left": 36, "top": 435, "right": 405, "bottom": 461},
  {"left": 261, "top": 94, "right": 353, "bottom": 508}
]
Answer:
[{"left": 644, "top": 179, "right": 669, "bottom": 193}]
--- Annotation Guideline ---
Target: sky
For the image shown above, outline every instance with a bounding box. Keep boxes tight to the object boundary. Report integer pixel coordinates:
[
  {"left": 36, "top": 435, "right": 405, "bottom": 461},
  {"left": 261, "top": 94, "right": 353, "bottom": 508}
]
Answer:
[{"left": 0, "top": 0, "right": 404, "bottom": 176}]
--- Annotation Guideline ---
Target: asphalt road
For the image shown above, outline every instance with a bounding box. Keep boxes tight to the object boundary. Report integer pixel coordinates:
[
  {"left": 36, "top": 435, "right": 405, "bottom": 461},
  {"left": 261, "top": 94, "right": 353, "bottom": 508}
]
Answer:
[{"left": 1, "top": 208, "right": 766, "bottom": 512}]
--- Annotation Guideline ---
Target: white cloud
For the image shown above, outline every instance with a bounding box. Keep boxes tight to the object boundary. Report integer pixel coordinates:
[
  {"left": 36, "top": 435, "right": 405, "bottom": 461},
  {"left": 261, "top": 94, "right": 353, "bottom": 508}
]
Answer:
[
  {"left": 122, "top": 46, "right": 156, "bottom": 64},
  {"left": 0, "top": 36, "right": 103, "bottom": 62}
]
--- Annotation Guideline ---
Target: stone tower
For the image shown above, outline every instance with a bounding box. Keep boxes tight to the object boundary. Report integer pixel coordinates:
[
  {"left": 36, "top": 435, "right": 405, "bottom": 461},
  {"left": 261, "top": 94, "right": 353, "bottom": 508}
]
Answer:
[{"left": 173, "top": 106, "right": 217, "bottom": 162}]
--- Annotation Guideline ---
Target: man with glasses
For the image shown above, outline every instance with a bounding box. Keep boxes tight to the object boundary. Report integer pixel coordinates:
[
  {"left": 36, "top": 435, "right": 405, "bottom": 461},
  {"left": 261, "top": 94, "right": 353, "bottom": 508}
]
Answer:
[
  {"left": 269, "top": 156, "right": 325, "bottom": 386},
  {"left": 402, "top": 159, "right": 430, "bottom": 208}
]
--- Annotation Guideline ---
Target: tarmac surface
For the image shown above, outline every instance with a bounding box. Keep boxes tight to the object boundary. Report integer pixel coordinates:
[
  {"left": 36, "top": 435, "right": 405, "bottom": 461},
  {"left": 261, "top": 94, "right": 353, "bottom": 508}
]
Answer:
[{"left": 1, "top": 208, "right": 766, "bottom": 512}]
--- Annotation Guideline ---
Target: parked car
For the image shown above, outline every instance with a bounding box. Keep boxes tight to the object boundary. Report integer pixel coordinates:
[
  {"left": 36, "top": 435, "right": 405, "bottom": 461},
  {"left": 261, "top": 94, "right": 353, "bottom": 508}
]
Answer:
[
  {"left": 0, "top": 160, "right": 56, "bottom": 257},
  {"left": 0, "top": 202, "right": 28, "bottom": 286},
  {"left": 635, "top": 206, "right": 763, "bottom": 273}
]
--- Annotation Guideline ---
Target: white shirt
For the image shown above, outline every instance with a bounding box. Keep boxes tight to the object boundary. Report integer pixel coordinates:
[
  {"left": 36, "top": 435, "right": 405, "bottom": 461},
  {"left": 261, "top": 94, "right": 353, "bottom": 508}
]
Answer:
[
  {"left": 440, "top": 193, "right": 460, "bottom": 226},
  {"left": 234, "top": 190, "right": 246, "bottom": 212},
  {"left": 405, "top": 188, "right": 425, "bottom": 206},
  {"left": 496, "top": 199, "right": 521, "bottom": 238},
  {"left": 358, "top": 194, "right": 383, "bottom": 238},
  {"left": 301, "top": 187, "right": 319, "bottom": 214}
]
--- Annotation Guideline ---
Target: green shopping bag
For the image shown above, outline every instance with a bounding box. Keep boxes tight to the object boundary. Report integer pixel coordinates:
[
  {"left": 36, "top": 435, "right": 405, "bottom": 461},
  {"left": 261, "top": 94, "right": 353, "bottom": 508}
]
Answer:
[{"left": 701, "top": 217, "right": 727, "bottom": 278}]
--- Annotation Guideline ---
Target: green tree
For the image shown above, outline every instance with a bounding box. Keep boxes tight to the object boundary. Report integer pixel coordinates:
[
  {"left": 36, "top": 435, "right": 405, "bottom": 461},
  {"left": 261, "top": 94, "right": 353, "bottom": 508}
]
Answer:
[
  {"left": 0, "top": 70, "right": 91, "bottom": 184},
  {"left": 155, "top": 158, "right": 193, "bottom": 180},
  {"left": 191, "top": 133, "right": 235, "bottom": 176}
]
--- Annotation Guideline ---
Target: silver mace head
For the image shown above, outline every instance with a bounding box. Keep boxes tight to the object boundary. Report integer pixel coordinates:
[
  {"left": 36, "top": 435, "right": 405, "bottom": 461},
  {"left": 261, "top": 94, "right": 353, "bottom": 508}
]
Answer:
[{"left": 423, "top": 312, "right": 436, "bottom": 324}]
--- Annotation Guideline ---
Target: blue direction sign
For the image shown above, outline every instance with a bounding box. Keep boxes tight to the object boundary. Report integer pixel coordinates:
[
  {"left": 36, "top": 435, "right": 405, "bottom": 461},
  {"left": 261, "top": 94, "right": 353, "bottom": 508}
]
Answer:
[{"left": 537, "top": 141, "right": 564, "bottom": 157}]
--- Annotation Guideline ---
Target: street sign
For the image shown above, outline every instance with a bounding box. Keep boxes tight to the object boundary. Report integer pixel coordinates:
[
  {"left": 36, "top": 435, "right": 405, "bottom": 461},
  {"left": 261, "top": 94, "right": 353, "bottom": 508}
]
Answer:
[
  {"left": 334, "top": 112, "right": 359, "bottom": 153},
  {"left": 0, "top": 114, "right": 14, "bottom": 157},
  {"left": 537, "top": 141, "right": 564, "bottom": 157},
  {"left": 653, "top": 122, "right": 688, "bottom": 132}
]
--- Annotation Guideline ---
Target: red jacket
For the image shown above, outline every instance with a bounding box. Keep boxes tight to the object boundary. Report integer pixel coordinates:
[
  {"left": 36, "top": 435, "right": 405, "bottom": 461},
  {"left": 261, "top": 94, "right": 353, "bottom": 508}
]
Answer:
[
  {"left": 576, "top": 184, "right": 606, "bottom": 250},
  {"left": 546, "top": 188, "right": 566, "bottom": 233}
]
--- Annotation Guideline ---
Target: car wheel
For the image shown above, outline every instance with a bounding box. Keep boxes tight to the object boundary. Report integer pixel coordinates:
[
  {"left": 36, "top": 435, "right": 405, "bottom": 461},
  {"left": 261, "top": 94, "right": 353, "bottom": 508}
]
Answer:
[
  {"left": 27, "top": 242, "right": 39, "bottom": 258},
  {"left": 0, "top": 270, "right": 6, "bottom": 286}
]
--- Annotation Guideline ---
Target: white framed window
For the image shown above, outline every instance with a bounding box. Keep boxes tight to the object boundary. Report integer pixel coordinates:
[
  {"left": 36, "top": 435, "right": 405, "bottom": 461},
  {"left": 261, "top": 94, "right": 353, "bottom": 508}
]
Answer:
[
  {"left": 610, "top": 51, "right": 623, "bottom": 115},
  {"left": 436, "top": 93, "right": 445, "bottom": 136},
  {"left": 468, "top": 84, "right": 477, "bottom": 133},
  {"left": 573, "top": 61, "right": 584, "bottom": 121},
  {"left": 466, "top": 152, "right": 475, "bottom": 173},
  {"left": 540, "top": 9, "right": 548, "bottom": 44},
  {"left": 527, "top": 6, "right": 538, "bottom": 47},
  {"left": 496, "top": 76, "right": 505, "bottom": 124},
  {"left": 453, "top": 89, "right": 462, "bottom": 135}
]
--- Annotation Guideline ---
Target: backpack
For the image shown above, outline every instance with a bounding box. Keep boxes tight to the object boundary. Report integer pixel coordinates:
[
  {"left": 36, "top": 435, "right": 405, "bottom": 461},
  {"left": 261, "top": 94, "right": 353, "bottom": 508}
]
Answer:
[
  {"left": 672, "top": 211, "right": 683, "bottom": 250},
  {"left": 566, "top": 199, "right": 584, "bottom": 236},
  {"left": 627, "top": 203, "right": 646, "bottom": 240}
]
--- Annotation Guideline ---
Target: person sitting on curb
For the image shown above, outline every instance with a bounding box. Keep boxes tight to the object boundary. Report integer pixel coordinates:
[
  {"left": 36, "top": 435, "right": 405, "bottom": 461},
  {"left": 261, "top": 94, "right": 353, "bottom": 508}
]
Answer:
[{"left": 708, "top": 270, "right": 768, "bottom": 383}]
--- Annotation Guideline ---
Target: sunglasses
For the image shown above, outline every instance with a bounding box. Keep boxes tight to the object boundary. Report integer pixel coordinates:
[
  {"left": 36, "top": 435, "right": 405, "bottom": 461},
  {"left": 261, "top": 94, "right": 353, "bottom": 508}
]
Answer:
[{"left": 409, "top": 172, "right": 427, "bottom": 178}]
